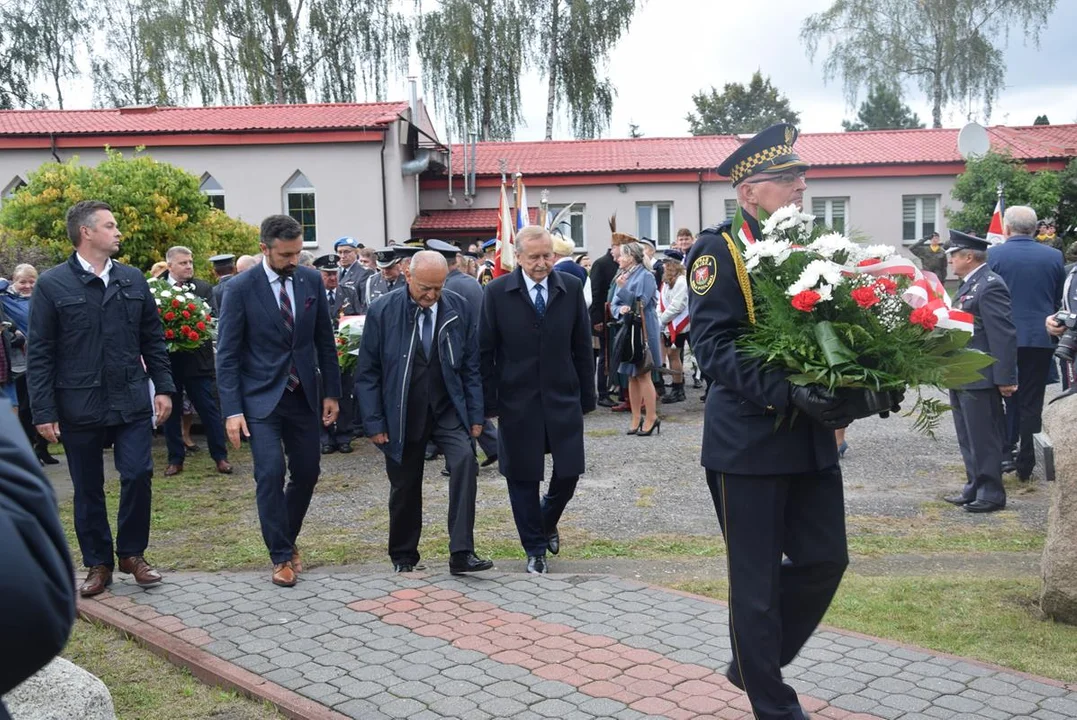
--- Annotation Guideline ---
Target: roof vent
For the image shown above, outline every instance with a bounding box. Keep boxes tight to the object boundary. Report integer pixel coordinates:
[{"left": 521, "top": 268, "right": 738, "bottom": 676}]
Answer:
[{"left": 118, "top": 105, "right": 158, "bottom": 115}]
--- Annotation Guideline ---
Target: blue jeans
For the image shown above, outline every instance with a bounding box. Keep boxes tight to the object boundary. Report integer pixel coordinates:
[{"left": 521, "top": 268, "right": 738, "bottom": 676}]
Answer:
[{"left": 164, "top": 374, "right": 229, "bottom": 465}]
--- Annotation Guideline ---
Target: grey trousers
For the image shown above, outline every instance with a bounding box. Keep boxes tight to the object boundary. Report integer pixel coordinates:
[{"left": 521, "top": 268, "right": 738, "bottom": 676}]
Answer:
[{"left": 950, "top": 388, "right": 1007, "bottom": 506}]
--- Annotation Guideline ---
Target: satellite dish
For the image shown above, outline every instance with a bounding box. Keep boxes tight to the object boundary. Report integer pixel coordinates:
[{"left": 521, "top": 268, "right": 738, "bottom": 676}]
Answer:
[{"left": 957, "top": 122, "right": 990, "bottom": 159}]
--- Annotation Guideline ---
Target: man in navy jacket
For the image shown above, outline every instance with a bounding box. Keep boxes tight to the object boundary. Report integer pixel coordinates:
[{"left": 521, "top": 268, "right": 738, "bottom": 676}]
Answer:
[{"left": 988, "top": 206, "right": 1065, "bottom": 480}]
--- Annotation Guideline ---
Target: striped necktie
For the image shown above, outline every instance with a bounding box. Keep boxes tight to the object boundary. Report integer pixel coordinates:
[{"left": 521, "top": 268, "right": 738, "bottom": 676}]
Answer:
[{"left": 279, "top": 279, "right": 300, "bottom": 391}]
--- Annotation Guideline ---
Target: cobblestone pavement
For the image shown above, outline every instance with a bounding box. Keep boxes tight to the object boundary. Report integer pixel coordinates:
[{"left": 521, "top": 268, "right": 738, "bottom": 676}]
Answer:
[{"left": 85, "top": 570, "right": 1077, "bottom": 720}]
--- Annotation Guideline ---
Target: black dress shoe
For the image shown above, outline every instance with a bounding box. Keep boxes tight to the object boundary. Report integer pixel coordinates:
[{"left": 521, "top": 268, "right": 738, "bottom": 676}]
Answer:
[
  {"left": 184, "top": 443, "right": 201, "bottom": 453},
  {"left": 36, "top": 450, "right": 60, "bottom": 465},
  {"left": 1001, "top": 460, "right": 1016, "bottom": 474},
  {"left": 449, "top": 551, "right": 494, "bottom": 575},
  {"left": 337, "top": 442, "right": 353, "bottom": 454},
  {"left": 526, "top": 555, "right": 547, "bottom": 574},
  {"left": 943, "top": 495, "right": 972, "bottom": 506},
  {"left": 393, "top": 563, "right": 415, "bottom": 572},
  {"left": 441, "top": 468, "right": 451, "bottom": 477},
  {"left": 597, "top": 397, "right": 617, "bottom": 408},
  {"left": 964, "top": 500, "right": 1005, "bottom": 514},
  {"left": 546, "top": 530, "right": 560, "bottom": 555},
  {"left": 424, "top": 448, "right": 439, "bottom": 461},
  {"left": 480, "top": 455, "right": 498, "bottom": 468},
  {"left": 321, "top": 444, "right": 337, "bottom": 455}
]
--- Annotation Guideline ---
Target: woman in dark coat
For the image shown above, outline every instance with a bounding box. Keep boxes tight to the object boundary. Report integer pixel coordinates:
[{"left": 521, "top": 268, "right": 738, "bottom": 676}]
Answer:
[{"left": 613, "top": 241, "right": 662, "bottom": 436}]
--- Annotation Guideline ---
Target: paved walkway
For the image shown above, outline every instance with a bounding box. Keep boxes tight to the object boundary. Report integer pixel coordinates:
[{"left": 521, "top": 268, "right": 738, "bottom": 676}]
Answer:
[{"left": 82, "top": 570, "right": 1077, "bottom": 720}]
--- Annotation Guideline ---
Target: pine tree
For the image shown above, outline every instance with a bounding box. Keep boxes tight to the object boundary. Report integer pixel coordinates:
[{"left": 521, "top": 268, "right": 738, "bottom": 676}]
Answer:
[
  {"left": 842, "top": 84, "right": 924, "bottom": 131},
  {"left": 686, "top": 72, "right": 800, "bottom": 136}
]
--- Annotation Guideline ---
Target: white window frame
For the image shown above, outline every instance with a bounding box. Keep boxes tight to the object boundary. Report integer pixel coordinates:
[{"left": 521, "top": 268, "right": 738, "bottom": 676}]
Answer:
[
  {"left": 811, "top": 197, "right": 848, "bottom": 233},
  {"left": 283, "top": 171, "right": 317, "bottom": 248},
  {"left": 200, "top": 174, "right": 225, "bottom": 212},
  {"left": 636, "top": 201, "right": 674, "bottom": 248},
  {"left": 723, "top": 199, "right": 738, "bottom": 221},
  {"left": 902, "top": 195, "right": 939, "bottom": 244},
  {"left": 548, "top": 204, "right": 586, "bottom": 248},
  {"left": 2, "top": 176, "right": 26, "bottom": 204}
]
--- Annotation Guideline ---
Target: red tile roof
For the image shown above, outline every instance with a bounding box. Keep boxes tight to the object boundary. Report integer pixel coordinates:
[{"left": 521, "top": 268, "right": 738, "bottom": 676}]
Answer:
[
  {"left": 0, "top": 102, "right": 410, "bottom": 135},
  {"left": 413, "top": 207, "right": 538, "bottom": 233},
  {"left": 448, "top": 124, "right": 1077, "bottom": 176}
]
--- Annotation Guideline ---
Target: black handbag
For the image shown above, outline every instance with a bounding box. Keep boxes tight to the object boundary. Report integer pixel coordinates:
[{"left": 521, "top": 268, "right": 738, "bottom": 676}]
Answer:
[{"left": 612, "top": 305, "right": 646, "bottom": 367}]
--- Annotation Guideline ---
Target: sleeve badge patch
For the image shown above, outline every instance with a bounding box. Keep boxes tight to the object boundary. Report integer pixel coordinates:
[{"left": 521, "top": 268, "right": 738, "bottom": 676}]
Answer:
[{"left": 690, "top": 255, "right": 717, "bottom": 295}]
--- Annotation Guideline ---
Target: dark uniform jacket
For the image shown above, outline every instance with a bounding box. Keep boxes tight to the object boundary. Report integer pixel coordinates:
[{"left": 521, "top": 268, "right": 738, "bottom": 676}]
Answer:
[
  {"left": 340, "top": 262, "right": 373, "bottom": 309},
  {"left": 480, "top": 268, "right": 596, "bottom": 484},
  {"left": 987, "top": 235, "right": 1065, "bottom": 349},
  {"left": 444, "top": 268, "right": 484, "bottom": 328},
  {"left": 589, "top": 250, "right": 617, "bottom": 327},
  {"left": 28, "top": 253, "right": 175, "bottom": 428},
  {"left": 952, "top": 265, "right": 1018, "bottom": 390},
  {"left": 365, "top": 273, "right": 405, "bottom": 308},
  {"left": 209, "top": 273, "right": 233, "bottom": 315},
  {"left": 327, "top": 284, "right": 361, "bottom": 324},
  {"left": 355, "top": 288, "right": 482, "bottom": 465},
  {"left": 159, "top": 272, "right": 216, "bottom": 377},
  {"left": 686, "top": 216, "right": 838, "bottom": 475},
  {"left": 910, "top": 238, "right": 948, "bottom": 281}
]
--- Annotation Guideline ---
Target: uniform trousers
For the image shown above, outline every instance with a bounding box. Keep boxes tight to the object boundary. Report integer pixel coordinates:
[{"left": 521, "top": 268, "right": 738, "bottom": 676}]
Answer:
[
  {"left": 385, "top": 410, "right": 477, "bottom": 566},
  {"left": 706, "top": 466, "right": 848, "bottom": 720},
  {"left": 1002, "top": 347, "right": 1053, "bottom": 477},
  {"left": 950, "top": 388, "right": 1006, "bottom": 506},
  {"left": 61, "top": 417, "right": 155, "bottom": 568},
  {"left": 246, "top": 384, "right": 321, "bottom": 564},
  {"left": 506, "top": 473, "right": 578, "bottom": 557},
  {"left": 321, "top": 370, "right": 355, "bottom": 446}
]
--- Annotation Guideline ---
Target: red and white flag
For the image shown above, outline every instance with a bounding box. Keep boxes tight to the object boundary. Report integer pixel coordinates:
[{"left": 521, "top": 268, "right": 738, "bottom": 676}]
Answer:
[
  {"left": 986, "top": 195, "right": 1005, "bottom": 245},
  {"left": 494, "top": 181, "right": 516, "bottom": 277}
]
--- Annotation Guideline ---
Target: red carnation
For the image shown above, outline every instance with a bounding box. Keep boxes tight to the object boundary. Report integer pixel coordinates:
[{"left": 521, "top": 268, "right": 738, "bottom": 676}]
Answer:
[
  {"left": 196, "top": 321, "right": 206, "bottom": 331},
  {"left": 188, "top": 332, "right": 200, "bottom": 341},
  {"left": 164, "top": 329, "right": 175, "bottom": 339},
  {"left": 874, "top": 277, "right": 898, "bottom": 295},
  {"left": 180, "top": 324, "right": 190, "bottom": 333},
  {"left": 205, "top": 314, "right": 212, "bottom": 322},
  {"left": 164, "top": 311, "right": 175, "bottom": 321},
  {"left": 851, "top": 286, "right": 881, "bottom": 309},
  {"left": 171, "top": 298, "right": 180, "bottom": 308},
  {"left": 157, "top": 307, "right": 163, "bottom": 314},
  {"left": 182, "top": 310, "right": 191, "bottom": 319},
  {"left": 910, "top": 306, "right": 938, "bottom": 331},
  {"left": 187, "top": 303, "right": 197, "bottom": 311},
  {"left": 791, "top": 289, "right": 821, "bottom": 312}
]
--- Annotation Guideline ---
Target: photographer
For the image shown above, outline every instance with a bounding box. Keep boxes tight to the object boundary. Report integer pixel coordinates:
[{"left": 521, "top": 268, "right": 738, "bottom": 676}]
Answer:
[{"left": 1047, "top": 262, "right": 1077, "bottom": 388}]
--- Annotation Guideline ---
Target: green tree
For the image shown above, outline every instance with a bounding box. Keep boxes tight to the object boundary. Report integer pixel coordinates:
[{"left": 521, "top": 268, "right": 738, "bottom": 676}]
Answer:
[
  {"left": 842, "top": 83, "right": 924, "bottom": 131},
  {"left": 91, "top": 0, "right": 190, "bottom": 107},
  {"left": 537, "top": 0, "right": 638, "bottom": 140},
  {"left": 947, "top": 150, "right": 1061, "bottom": 235},
  {"left": 6, "top": 0, "right": 87, "bottom": 108},
  {"left": 1055, "top": 158, "right": 1077, "bottom": 251},
  {"left": 628, "top": 121, "right": 643, "bottom": 138},
  {"left": 686, "top": 71, "right": 800, "bottom": 136},
  {"left": 1034, "top": 114, "right": 1050, "bottom": 125},
  {"left": 0, "top": 150, "right": 259, "bottom": 279},
  {"left": 802, "top": 0, "right": 1057, "bottom": 128}
]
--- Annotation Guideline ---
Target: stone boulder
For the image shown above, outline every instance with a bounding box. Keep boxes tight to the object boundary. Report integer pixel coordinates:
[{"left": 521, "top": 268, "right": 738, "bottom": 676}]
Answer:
[
  {"left": 3, "top": 657, "right": 115, "bottom": 720},
  {"left": 1041, "top": 392, "right": 1077, "bottom": 624}
]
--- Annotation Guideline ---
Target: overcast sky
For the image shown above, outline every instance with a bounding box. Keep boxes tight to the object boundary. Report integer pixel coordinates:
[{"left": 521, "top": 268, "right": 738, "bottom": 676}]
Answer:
[{"left": 409, "top": 0, "right": 1077, "bottom": 141}]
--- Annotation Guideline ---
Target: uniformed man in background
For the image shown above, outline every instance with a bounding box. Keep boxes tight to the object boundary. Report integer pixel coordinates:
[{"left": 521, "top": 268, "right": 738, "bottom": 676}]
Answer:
[
  {"left": 334, "top": 237, "right": 371, "bottom": 310},
  {"left": 208, "top": 253, "right": 235, "bottom": 315},
  {"left": 314, "top": 254, "right": 360, "bottom": 455},
  {"left": 943, "top": 230, "right": 1018, "bottom": 513},
  {"left": 365, "top": 248, "right": 407, "bottom": 307},
  {"left": 688, "top": 124, "right": 870, "bottom": 720},
  {"left": 477, "top": 238, "right": 497, "bottom": 286},
  {"left": 910, "top": 231, "right": 948, "bottom": 283}
]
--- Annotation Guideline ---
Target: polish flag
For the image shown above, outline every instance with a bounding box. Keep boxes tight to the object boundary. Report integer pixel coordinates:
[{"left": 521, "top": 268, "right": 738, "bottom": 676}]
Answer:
[{"left": 986, "top": 195, "right": 1006, "bottom": 245}]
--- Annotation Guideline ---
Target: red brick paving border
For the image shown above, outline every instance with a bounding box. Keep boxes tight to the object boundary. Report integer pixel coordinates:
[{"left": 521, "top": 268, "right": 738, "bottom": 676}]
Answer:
[{"left": 79, "top": 594, "right": 351, "bottom": 720}]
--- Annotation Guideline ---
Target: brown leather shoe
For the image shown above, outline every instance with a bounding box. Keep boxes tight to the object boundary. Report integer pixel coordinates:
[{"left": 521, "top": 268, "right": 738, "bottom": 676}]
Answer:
[
  {"left": 291, "top": 546, "right": 302, "bottom": 574},
  {"left": 79, "top": 565, "right": 113, "bottom": 597},
  {"left": 118, "top": 555, "right": 163, "bottom": 587},
  {"left": 216, "top": 459, "right": 233, "bottom": 474},
  {"left": 272, "top": 562, "right": 297, "bottom": 587},
  {"left": 164, "top": 463, "right": 183, "bottom": 476}
]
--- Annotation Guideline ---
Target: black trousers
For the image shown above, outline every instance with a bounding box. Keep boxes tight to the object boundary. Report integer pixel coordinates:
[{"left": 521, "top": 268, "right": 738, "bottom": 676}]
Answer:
[
  {"left": 385, "top": 411, "right": 477, "bottom": 565},
  {"left": 951, "top": 388, "right": 1007, "bottom": 506},
  {"left": 14, "top": 374, "right": 46, "bottom": 454},
  {"left": 62, "top": 418, "right": 155, "bottom": 568},
  {"left": 596, "top": 330, "right": 610, "bottom": 399},
  {"left": 1002, "top": 347, "right": 1053, "bottom": 478},
  {"left": 163, "top": 374, "right": 229, "bottom": 465},
  {"left": 706, "top": 466, "right": 847, "bottom": 720},
  {"left": 506, "top": 473, "right": 578, "bottom": 557},
  {"left": 322, "top": 370, "right": 355, "bottom": 445}
]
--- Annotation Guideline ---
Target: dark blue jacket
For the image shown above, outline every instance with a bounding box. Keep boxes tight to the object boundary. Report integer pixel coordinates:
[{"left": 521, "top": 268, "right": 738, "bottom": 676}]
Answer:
[
  {"left": 355, "top": 287, "right": 482, "bottom": 465},
  {"left": 988, "top": 236, "right": 1064, "bottom": 348},
  {"left": 28, "top": 253, "right": 174, "bottom": 427},
  {"left": 554, "top": 259, "right": 588, "bottom": 285},
  {"left": 952, "top": 265, "right": 1018, "bottom": 390},
  {"left": 444, "top": 268, "right": 484, "bottom": 328},
  {"left": 216, "top": 261, "right": 341, "bottom": 420}
]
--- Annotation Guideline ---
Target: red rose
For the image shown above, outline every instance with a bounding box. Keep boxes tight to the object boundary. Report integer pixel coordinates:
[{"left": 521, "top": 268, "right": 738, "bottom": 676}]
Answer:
[
  {"left": 874, "top": 277, "right": 898, "bottom": 295},
  {"left": 164, "top": 311, "right": 175, "bottom": 321},
  {"left": 182, "top": 310, "right": 191, "bottom": 319},
  {"left": 791, "top": 289, "right": 821, "bottom": 312},
  {"left": 851, "top": 286, "right": 880, "bottom": 309},
  {"left": 196, "top": 321, "right": 206, "bottom": 331},
  {"left": 171, "top": 298, "right": 180, "bottom": 308},
  {"left": 187, "top": 303, "right": 197, "bottom": 311},
  {"left": 164, "top": 329, "right": 174, "bottom": 339}
]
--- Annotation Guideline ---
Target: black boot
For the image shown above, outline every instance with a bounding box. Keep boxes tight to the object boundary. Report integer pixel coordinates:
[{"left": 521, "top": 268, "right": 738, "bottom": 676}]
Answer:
[{"left": 662, "top": 383, "right": 685, "bottom": 404}]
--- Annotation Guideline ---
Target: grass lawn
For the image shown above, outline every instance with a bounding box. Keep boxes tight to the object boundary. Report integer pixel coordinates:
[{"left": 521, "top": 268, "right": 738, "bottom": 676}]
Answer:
[
  {"left": 63, "top": 619, "right": 281, "bottom": 719},
  {"left": 679, "top": 574, "right": 1077, "bottom": 684}
]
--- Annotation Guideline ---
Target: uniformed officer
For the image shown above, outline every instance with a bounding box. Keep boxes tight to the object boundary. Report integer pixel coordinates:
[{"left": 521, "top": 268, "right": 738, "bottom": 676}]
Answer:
[
  {"left": 477, "top": 238, "right": 497, "bottom": 286},
  {"left": 208, "top": 253, "right": 236, "bottom": 315},
  {"left": 314, "top": 253, "right": 360, "bottom": 455},
  {"left": 943, "top": 230, "right": 1018, "bottom": 513},
  {"left": 365, "top": 247, "right": 408, "bottom": 307},
  {"left": 687, "top": 123, "right": 868, "bottom": 720},
  {"left": 334, "top": 237, "right": 371, "bottom": 309}
]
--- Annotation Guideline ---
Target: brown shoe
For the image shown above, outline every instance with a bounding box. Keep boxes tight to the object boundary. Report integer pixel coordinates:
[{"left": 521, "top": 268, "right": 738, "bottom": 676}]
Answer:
[
  {"left": 291, "top": 546, "right": 302, "bottom": 574},
  {"left": 117, "top": 555, "right": 163, "bottom": 587},
  {"left": 79, "top": 565, "right": 113, "bottom": 597},
  {"left": 164, "top": 463, "right": 183, "bottom": 476},
  {"left": 272, "top": 562, "right": 297, "bottom": 587},
  {"left": 216, "top": 459, "right": 233, "bottom": 474}
]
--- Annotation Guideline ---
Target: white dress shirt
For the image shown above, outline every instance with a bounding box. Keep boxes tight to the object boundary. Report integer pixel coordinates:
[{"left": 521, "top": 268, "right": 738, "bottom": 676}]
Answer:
[
  {"left": 522, "top": 273, "right": 549, "bottom": 309},
  {"left": 263, "top": 257, "right": 296, "bottom": 314},
  {"left": 75, "top": 252, "right": 113, "bottom": 286}
]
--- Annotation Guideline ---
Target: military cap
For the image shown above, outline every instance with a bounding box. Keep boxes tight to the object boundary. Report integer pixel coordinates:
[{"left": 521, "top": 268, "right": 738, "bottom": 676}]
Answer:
[
  {"left": 334, "top": 236, "right": 363, "bottom": 249},
  {"left": 482, "top": 238, "right": 498, "bottom": 251},
  {"left": 374, "top": 247, "right": 401, "bottom": 268},
  {"left": 208, "top": 253, "right": 235, "bottom": 268},
  {"left": 461, "top": 251, "right": 480, "bottom": 260},
  {"left": 393, "top": 245, "right": 423, "bottom": 260},
  {"left": 639, "top": 236, "right": 657, "bottom": 250},
  {"left": 313, "top": 253, "right": 341, "bottom": 271},
  {"left": 945, "top": 229, "right": 989, "bottom": 254},
  {"left": 663, "top": 249, "right": 685, "bottom": 262},
  {"left": 426, "top": 238, "right": 461, "bottom": 257},
  {"left": 717, "top": 122, "right": 810, "bottom": 186},
  {"left": 403, "top": 238, "right": 426, "bottom": 248}
]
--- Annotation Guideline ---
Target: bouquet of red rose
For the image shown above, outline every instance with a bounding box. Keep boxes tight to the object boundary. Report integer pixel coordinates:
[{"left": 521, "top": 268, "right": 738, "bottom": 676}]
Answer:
[
  {"left": 148, "top": 279, "right": 215, "bottom": 352},
  {"left": 735, "top": 205, "right": 995, "bottom": 434},
  {"left": 335, "top": 316, "right": 364, "bottom": 373}
]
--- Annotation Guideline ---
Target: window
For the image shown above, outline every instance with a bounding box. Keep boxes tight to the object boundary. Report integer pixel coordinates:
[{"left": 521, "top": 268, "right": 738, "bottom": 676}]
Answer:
[
  {"left": 548, "top": 204, "right": 586, "bottom": 247},
  {"left": 902, "top": 195, "right": 938, "bottom": 243},
  {"left": 2, "top": 176, "right": 25, "bottom": 204},
  {"left": 283, "top": 171, "right": 317, "bottom": 246},
  {"left": 723, "top": 199, "right": 738, "bottom": 221},
  {"left": 200, "top": 174, "right": 225, "bottom": 211},
  {"left": 636, "top": 202, "right": 673, "bottom": 247},
  {"left": 811, "top": 197, "right": 848, "bottom": 234}
]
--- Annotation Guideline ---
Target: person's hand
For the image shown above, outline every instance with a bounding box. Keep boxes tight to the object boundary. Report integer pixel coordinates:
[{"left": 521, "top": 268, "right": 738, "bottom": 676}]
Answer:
[
  {"left": 36, "top": 422, "right": 60, "bottom": 444},
  {"left": 789, "top": 385, "right": 854, "bottom": 430},
  {"left": 470, "top": 424, "right": 483, "bottom": 438},
  {"left": 154, "top": 393, "right": 172, "bottom": 427},
  {"left": 370, "top": 432, "right": 389, "bottom": 445},
  {"left": 226, "top": 414, "right": 249, "bottom": 449},
  {"left": 999, "top": 384, "right": 1018, "bottom": 397},
  {"left": 593, "top": 323, "right": 603, "bottom": 333},
  {"left": 1047, "top": 315, "right": 1066, "bottom": 337},
  {"left": 618, "top": 305, "right": 630, "bottom": 316},
  {"left": 322, "top": 398, "right": 339, "bottom": 427},
  {"left": 616, "top": 273, "right": 627, "bottom": 287}
]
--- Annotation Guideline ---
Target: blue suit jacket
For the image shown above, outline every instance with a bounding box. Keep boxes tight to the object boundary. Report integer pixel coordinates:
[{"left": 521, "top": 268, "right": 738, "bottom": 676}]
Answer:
[
  {"left": 216, "top": 262, "right": 342, "bottom": 420},
  {"left": 953, "top": 266, "right": 1018, "bottom": 390},
  {"left": 987, "top": 236, "right": 1064, "bottom": 348}
]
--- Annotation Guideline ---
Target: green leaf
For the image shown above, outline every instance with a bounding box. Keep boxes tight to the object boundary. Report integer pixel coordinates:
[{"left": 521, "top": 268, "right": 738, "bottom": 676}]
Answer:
[
  {"left": 814, "top": 321, "right": 858, "bottom": 368},
  {"left": 937, "top": 350, "right": 997, "bottom": 388}
]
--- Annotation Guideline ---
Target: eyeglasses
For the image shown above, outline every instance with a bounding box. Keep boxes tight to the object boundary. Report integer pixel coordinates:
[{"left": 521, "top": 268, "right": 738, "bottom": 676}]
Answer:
[{"left": 744, "top": 169, "right": 807, "bottom": 185}]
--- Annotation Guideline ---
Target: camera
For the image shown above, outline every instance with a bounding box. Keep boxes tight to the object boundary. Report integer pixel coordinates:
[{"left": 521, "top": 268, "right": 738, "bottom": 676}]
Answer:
[{"left": 1054, "top": 310, "right": 1077, "bottom": 364}]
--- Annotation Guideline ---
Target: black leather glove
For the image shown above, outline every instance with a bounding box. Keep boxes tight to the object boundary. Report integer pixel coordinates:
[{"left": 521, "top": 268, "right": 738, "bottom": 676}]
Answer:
[
  {"left": 878, "top": 389, "right": 905, "bottom": 419},
  {"left": 789, "top": 385, "right": 855, "bottom": 430}
]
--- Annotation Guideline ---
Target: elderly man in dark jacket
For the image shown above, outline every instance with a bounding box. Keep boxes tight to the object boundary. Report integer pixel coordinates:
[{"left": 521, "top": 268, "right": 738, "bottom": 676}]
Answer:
[
  {"left": 480, "top": 226, "right": 596, "bottom": 574},
  {"left": 356, "top": 251, "right": 492, "bottom": 576},
  {"left": 28, "top": 200, "right": 174, "bottom": 597}
]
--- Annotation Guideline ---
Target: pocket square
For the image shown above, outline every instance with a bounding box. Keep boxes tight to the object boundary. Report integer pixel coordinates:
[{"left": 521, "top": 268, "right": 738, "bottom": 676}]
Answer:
[{"left": 305, "top": 296, "right": 315, "bottom": 309}]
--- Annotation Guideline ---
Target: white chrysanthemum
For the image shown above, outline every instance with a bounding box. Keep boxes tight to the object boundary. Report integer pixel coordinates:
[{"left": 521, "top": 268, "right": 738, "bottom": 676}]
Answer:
[
  {"left": 154, "top": 298, "right": 161, "bottom": 306},
  {"left": 858, "top": 244, "right": 896, "bottom": 261},
  {"left": 807, "top": 232, "right": 856, "bottom": 259},
  {"left": 786, "top": 259, "right": 845, "bottom": 296},
  {"left": 160, "top": 290, "right": 172, "bottom": 299},
  {"left": 743, "top": 239, "right": 794, "bottom": 271},
  {"left": 816, "top": 283, "right": 835, "bottom": 302},
  {"left": 762, "top": 205, "right": 814, "bottom": 237}
]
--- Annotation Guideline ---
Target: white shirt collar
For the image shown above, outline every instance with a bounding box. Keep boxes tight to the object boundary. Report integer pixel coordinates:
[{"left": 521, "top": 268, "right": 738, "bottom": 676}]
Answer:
[
  {"left": 962, "top": 263, "right": 987, "bottom": 285},
  {"left": 522, "top": 272, "right": 548, "bottom": 294},
  {"left": 75, "top": 252, "right": 113, "bottom": 280}
]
